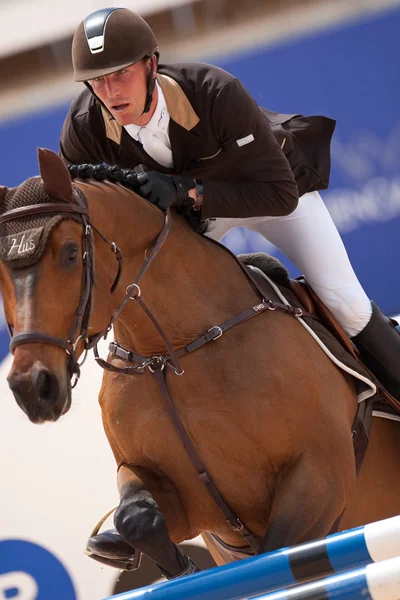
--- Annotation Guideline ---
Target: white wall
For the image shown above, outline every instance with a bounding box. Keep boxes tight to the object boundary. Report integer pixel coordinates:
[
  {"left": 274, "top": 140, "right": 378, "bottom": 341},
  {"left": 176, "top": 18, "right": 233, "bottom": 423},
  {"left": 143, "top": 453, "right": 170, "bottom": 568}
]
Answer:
[{"left": 0, "top": 338, "right": 120, "bottom": 599}]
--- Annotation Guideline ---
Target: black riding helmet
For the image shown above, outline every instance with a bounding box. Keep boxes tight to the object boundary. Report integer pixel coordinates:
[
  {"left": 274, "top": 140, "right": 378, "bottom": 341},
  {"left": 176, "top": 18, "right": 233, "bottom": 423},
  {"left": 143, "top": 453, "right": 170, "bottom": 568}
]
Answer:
[{"left": 72, "top": 7, "right": 159, "bottom": 114}]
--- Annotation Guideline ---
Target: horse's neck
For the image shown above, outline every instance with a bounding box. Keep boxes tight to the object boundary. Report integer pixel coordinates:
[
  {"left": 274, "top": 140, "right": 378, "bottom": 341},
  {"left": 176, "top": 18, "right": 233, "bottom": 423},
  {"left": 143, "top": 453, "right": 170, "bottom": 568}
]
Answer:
[{"left": 84, "top": 181, "right": 258, "bottom": 354}]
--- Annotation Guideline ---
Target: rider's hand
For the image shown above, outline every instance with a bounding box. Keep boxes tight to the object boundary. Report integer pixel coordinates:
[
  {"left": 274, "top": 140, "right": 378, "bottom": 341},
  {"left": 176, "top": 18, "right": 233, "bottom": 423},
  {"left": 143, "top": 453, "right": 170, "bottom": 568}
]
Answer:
[{"left": 136, "top": 171, "right": 195, "bottom": 211}]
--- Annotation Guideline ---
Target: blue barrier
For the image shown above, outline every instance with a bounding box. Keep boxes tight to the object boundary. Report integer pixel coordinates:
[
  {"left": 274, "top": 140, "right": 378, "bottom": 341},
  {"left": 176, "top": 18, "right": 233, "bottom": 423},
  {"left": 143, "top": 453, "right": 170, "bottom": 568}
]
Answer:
[
  {"left": 103, "top": 515, "right": 400, "bottom": 600},
  {"left": 254, "top": 556, "right": 400, "bottom": 600}
]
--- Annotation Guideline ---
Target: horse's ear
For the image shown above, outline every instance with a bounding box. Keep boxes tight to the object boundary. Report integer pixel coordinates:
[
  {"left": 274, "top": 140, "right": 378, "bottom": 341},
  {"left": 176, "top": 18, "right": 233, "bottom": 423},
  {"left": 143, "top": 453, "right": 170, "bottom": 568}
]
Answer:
[{"left": 38, "top": 148, "right": 74, "bottom": 203}]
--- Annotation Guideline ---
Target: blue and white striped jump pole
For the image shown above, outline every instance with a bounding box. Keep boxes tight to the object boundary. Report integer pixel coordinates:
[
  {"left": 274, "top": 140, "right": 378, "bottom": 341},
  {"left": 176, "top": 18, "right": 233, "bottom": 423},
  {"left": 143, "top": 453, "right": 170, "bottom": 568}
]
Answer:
[
  {"left": 253, "top": 556, "right": 400, "bottom": 600},
  {"left": 103, "top": 515, "right": 400, "bottom": 600}
]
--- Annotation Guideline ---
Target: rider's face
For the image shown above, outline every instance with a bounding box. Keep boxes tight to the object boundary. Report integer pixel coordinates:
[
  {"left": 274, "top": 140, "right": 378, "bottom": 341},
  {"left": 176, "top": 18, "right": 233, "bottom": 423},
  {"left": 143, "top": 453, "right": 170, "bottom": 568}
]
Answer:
[{"left": 90, "top": 59, "right": 154, "bottom": 126}]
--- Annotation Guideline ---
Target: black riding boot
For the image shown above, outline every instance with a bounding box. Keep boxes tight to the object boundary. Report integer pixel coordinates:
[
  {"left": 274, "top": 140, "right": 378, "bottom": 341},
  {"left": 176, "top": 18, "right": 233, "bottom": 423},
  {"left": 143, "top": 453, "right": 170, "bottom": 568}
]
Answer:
[{"left": 352, "top": 301, "right": 400, "bottom": 400}]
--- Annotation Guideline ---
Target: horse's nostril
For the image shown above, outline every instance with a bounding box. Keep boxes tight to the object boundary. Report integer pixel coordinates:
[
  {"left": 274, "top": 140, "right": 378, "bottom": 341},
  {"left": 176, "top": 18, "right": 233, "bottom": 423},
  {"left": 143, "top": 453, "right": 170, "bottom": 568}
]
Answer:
[{"left": 33, "top": 368, "right": 60, "bottom": 404}]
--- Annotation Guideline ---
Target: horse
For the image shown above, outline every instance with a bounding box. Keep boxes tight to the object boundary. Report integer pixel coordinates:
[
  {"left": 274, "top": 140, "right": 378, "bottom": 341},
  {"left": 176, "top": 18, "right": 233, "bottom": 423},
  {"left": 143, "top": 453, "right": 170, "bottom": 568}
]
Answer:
[{"left": 0, "top": 148, "right": 399, "bottom": 579}]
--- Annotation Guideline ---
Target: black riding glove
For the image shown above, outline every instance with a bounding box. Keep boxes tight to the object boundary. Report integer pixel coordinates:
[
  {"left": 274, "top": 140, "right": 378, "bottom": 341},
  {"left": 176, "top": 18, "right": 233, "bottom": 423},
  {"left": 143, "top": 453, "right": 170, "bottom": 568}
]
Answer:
[{"left": 136, "top": 171, "right": 195, "bottom": 211}]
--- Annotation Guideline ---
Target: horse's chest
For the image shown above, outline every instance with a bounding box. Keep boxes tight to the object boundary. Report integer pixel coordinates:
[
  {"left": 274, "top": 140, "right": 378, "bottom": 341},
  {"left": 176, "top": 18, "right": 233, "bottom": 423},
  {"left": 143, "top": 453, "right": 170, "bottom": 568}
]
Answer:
[{"left": 103, "top": 391, "right": 186, "bottom": 464}]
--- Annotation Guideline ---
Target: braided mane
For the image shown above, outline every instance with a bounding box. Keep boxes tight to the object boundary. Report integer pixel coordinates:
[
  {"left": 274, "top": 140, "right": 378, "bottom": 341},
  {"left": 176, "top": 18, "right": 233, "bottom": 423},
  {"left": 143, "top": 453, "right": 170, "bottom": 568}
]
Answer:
[{"left": 68, "top": 164, "right": 210, "bottom": 235}]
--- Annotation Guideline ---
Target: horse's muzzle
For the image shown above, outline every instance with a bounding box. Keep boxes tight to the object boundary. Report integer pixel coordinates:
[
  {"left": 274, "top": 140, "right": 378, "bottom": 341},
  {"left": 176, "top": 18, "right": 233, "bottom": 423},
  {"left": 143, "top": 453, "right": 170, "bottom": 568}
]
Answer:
[{"left": 7, "top": 362, "right": 70, "bottom": 423}]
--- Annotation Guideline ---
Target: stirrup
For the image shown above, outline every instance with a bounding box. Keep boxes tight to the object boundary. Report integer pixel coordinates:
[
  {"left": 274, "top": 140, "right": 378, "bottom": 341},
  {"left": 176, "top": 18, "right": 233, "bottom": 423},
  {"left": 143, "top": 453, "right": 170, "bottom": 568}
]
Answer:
[
  {"left": 85, "top": 529, "right": 142, "bottom": 571},
  {"left": 85, "top": 506, "right": 142, "bottom": 571}
]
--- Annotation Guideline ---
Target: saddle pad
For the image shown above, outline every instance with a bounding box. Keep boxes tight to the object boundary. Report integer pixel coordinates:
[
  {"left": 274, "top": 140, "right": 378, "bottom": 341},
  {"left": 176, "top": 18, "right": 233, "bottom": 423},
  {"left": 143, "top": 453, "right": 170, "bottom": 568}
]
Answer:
[{"left": 372, "top": 402, "right": 400, "bottom": 422}]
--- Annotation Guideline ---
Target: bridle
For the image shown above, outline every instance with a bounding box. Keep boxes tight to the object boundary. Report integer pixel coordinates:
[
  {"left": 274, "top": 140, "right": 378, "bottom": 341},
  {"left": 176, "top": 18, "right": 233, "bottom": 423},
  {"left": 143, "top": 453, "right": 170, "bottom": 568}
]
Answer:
[
  {"left": 1, "top": 183, "right": 179, "bottom": 386},
  {"left": 0, "top": 187, "right": 123, "bottom": 386}
]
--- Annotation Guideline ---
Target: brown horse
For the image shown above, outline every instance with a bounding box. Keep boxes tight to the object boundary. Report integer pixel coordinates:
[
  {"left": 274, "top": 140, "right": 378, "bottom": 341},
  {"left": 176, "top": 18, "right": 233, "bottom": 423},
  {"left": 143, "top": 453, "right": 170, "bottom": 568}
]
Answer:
[{"left": 0, "top": 149, "right": 399, "bottom": 578}]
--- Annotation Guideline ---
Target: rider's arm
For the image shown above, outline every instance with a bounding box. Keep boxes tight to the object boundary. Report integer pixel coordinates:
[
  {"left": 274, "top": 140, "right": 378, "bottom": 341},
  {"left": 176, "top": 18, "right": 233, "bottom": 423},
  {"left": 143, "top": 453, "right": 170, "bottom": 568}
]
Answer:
[{"left": 201, "top": 78, "right": 299, "bottom": 219}]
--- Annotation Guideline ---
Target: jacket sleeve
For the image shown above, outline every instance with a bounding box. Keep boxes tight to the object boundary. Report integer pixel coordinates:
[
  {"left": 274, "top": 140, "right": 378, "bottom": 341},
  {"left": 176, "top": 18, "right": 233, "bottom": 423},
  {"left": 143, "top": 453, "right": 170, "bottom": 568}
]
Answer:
[
  {"left": 201, "top": 78, "right": 299, "bottom": 219},
  {"left": 59, "top": 105, "right": 105, "bottom": 166}
]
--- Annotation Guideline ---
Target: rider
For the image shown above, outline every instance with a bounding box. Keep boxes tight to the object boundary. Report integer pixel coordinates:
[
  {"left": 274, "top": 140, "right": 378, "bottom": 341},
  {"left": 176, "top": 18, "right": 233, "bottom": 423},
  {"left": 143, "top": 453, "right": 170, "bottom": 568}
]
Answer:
[{"left": 60, "top": 7, "right": 400, "bottom": 401}]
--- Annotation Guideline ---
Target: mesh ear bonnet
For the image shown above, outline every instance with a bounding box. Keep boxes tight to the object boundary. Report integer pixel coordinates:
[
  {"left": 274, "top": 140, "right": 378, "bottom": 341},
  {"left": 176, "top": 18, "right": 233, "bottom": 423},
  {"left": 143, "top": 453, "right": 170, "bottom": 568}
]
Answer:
[{"left": 0, "top": 176, "right": 85, "bottom": 269}]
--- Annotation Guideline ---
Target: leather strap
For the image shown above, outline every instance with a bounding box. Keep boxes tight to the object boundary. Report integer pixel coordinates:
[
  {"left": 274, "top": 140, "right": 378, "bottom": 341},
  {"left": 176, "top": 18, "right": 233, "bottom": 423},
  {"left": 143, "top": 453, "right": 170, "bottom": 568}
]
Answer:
[
  {"left": 107, "top": 297, "right": 303, "bottom": 373},
  {"left": 151, "top": 364, "right": 261, "bottom": 553},
  {"left": 10, "top": 332, "right": 68, "bottom": 353},
  {"left": 0, "top": 202, "right": 88, "bottom": 224}
]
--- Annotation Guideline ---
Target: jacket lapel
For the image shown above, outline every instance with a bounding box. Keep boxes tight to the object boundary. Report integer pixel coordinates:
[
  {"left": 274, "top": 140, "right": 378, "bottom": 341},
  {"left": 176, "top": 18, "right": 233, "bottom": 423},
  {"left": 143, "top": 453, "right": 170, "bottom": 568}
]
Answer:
[
  {"left": 157, "top": 74, "right": 209, "bottom": 173},
  {"left": 100, "top": 74, "right": 210, "bottom": 173}
]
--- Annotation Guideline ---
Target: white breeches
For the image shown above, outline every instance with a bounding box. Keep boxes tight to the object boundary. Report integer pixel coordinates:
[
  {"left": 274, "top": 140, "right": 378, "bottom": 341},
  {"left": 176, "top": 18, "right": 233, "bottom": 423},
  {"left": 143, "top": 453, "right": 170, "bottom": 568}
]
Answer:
[{"left": 206, "top": 191, "right": 372, "bottom": 337}]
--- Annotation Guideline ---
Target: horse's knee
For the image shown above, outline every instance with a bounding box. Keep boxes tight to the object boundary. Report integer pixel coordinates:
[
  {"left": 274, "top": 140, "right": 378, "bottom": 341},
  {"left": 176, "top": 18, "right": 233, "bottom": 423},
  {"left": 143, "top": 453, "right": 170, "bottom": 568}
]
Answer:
[{"left": 114, "top": 491, "right": 169, "bottom": 549}]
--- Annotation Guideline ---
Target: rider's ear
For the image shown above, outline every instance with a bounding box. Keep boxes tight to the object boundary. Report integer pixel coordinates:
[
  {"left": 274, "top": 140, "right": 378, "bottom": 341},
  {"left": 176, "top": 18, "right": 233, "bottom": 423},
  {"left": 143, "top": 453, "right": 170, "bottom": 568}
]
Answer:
[{"left": 37, "top": 148, "right": 74, "bottom": 203}]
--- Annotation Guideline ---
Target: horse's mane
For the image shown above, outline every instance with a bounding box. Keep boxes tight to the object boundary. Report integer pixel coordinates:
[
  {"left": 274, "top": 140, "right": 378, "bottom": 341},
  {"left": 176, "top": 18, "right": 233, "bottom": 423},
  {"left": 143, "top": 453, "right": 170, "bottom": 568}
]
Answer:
[{"left": 68, "top": 164, "right": 211, "bottom": 236}]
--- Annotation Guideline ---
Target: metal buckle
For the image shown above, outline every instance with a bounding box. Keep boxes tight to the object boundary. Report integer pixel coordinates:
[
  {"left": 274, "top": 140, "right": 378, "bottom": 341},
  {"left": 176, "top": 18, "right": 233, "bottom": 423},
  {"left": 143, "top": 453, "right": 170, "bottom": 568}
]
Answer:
[
  {"left": 147, "top": 357, "right": 165, "bottom": 373},
  {"left": 126, "top": 283, "right": 141, "bottom": 299},
  {"left": 295, "top": 307, "right": 303, "bottom": 317},
  {"left": 232, "top": 518, "right": 245, "bottom": 533},
  {"left": 266, "top": 301, "right": 276, "bottom": 311},
  {"left": 77, "top": 348, "right": 89, "bottom": 367},
  {"left": 167, "top": 362, "right": 185, "bottom": 376},
  {"left": 70, "top": 372, "right": 80, "bottom": 389},
  {"left": 208, "top": 325, "right": 223, "bottom": 340},
  {"left": 72, "top": 334, "right": 85, "bottom": 352}
]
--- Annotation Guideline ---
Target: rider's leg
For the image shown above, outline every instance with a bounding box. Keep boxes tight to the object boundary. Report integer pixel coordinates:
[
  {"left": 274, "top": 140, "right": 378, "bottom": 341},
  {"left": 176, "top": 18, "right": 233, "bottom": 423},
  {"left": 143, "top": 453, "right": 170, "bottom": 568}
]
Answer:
[
  {"left": 207, "top": 192, "right": 371, "bottom": 335},
  {"left": 206, "top": 192, "right": 400, "bottom": 399}
]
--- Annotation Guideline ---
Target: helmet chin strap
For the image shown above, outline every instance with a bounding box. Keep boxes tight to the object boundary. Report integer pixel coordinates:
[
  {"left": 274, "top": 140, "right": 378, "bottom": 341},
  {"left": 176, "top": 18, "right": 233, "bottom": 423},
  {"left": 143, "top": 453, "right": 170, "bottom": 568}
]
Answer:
[
  {"left": 142, "top": 53, "right": 156, "bottom": 115},
  {"left": 84, "top": 53, "right": 157, "bottom": 120}
]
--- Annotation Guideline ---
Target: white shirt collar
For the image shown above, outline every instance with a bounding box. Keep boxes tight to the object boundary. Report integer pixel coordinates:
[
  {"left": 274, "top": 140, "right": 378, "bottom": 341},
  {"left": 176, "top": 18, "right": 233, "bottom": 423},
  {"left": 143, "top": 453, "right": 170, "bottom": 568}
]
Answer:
[{"left": 124, "top": 82, "right": 169, "bottom": 141}]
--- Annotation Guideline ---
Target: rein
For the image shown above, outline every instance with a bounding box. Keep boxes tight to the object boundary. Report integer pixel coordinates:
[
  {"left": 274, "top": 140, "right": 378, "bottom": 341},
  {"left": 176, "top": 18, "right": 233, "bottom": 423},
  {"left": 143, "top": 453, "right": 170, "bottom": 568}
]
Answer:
[{"left": 3, "top": 185, "right": 309, "bottom": 554}]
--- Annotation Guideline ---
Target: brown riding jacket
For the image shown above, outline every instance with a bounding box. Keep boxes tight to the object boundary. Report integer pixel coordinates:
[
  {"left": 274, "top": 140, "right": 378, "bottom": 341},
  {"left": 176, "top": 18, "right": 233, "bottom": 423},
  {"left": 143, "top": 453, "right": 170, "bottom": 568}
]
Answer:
[{"left": 59, "top": 62, "right": 336, "bottom": 219}]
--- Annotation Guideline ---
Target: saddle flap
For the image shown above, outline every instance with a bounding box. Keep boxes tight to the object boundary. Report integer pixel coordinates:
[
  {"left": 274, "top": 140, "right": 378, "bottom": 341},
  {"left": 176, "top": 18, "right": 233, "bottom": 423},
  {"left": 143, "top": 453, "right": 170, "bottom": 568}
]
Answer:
[{"left": 291, "top": 277, "right": 400, "bottom": 414}]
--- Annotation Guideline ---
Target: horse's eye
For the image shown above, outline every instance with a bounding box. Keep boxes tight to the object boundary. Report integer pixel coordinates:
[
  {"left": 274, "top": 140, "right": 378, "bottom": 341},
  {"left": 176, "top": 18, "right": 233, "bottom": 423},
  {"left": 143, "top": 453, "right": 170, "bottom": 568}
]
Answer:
[{"left": 61, "top": 243, "right": 79, "bottom": 268}]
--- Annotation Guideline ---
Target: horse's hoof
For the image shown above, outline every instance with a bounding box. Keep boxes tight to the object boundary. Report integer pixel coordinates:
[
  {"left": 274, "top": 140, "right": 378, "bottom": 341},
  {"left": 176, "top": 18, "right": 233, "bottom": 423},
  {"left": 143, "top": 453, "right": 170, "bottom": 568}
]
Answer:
[{"left": 85, "top": 528, "right": 141, "bottom": 571}]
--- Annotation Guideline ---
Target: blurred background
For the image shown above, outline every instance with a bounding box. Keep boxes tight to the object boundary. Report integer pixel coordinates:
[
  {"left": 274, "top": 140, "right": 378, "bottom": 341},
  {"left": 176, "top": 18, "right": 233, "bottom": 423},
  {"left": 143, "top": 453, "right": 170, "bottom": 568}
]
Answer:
[{"left": 0, "top": 0, "right": 399, "bottom": 598}]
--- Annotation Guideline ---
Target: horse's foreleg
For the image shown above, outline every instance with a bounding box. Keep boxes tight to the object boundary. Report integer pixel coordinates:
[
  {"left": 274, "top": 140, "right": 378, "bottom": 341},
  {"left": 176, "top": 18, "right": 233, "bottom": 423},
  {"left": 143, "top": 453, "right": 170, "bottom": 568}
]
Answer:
[
  {"left": 114, "top": 464, "right": 199, "bottom": 578},
  {"left": 260, "top": 451, "right": 355, "bottom": 553}
]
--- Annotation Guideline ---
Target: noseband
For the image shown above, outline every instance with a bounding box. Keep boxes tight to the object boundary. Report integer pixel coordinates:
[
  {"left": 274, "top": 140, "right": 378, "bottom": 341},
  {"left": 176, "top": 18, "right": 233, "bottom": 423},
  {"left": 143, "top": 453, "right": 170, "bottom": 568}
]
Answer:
[{"left": 0, "top": 187, "right": 123, "bottom": 386}]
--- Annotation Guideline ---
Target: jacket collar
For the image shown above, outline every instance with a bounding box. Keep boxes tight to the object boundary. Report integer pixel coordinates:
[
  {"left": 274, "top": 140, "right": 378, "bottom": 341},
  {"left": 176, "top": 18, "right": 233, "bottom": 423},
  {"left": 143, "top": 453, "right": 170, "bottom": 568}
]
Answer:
[
  {"left": 101, "top": 74, "right": 199, "bottom": 146},
  {"left": 157, "top": 74, "right": 199, "bottom": 130}
]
